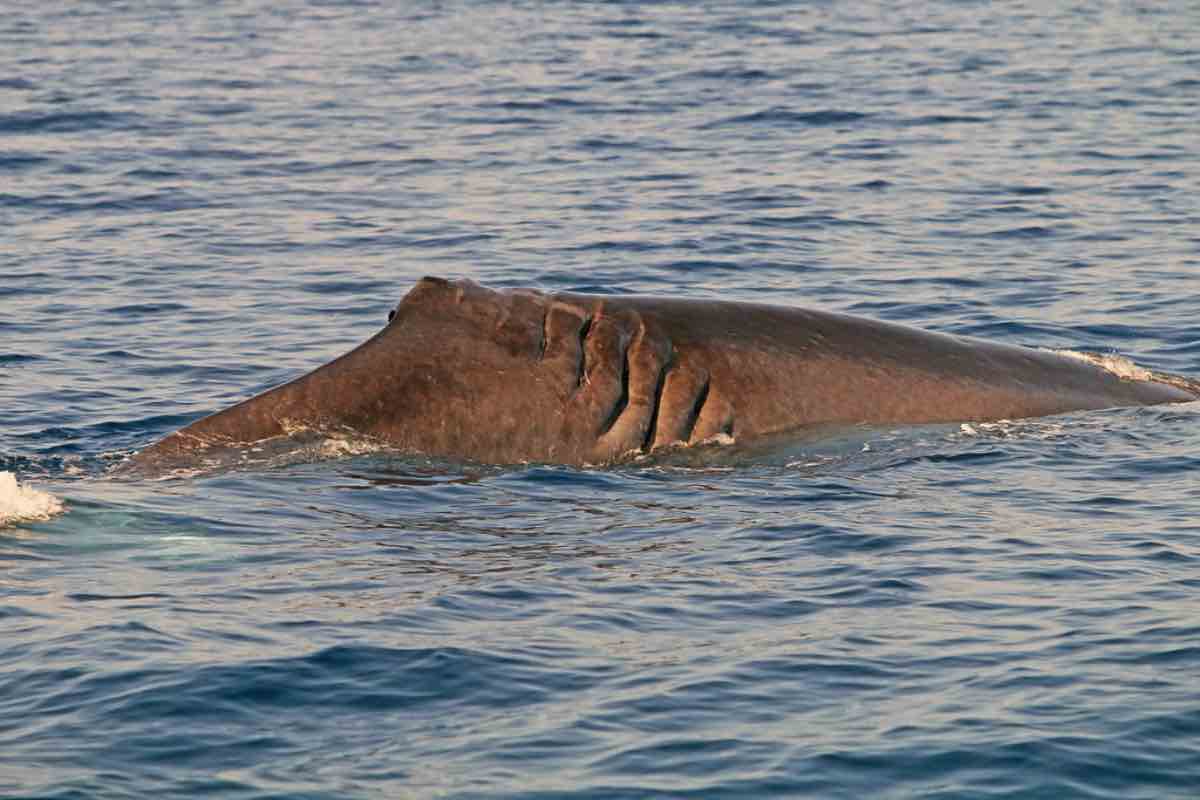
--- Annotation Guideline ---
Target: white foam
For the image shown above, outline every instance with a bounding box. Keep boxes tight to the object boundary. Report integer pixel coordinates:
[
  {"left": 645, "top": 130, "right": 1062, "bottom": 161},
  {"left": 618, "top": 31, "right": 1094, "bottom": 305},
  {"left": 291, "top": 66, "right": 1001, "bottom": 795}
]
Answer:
[
  {"left": 957, "top": 418, "right": 1078, "bottom": 442},
  {"left": 317, "top": 435, "right": 387, "bottom": 459},
  {"left": 0, "top": 471, "right": 65, "bottom": 526},
  {"left": 700, "top": 432, "right": 736, "bottom": 447},
  {"left": 1047, "top": 349, "right": 1156, "bottom": 381}
]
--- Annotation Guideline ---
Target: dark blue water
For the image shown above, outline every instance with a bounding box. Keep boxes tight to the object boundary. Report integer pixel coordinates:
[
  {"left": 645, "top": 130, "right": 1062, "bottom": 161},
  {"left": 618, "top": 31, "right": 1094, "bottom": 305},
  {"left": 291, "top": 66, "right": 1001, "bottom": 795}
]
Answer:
[{"left": 3, "top": 1, "right": 1199, "bottom": 797}]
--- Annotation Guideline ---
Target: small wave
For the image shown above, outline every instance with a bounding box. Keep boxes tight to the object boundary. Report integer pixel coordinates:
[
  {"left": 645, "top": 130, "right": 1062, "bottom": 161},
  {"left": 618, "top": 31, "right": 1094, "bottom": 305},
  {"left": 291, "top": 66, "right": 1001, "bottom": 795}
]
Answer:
[
  {"left": 0, "top": 472, "right": 65, "bottom": 526},
  {"left": 0, "top": 109, "right": 140, "bottom": 135},
  {"left": 0, "top": 353, "right": 43, "bottom": 365},
  {"left": 0, "top": 152, "right": 49, "bottom": 171},
  {"left": 895, "top": 113, "right": 990, "bottom": 126},
  {"left": 986, "top": 225, "right": 1059, "bottom": 239},
  {"left": 701, "top": 108, "right": 871, "bottom": 129},
  {"left": 1006, "top": 184, "right": 1054, "bottom": 196},
  {"left": 679, "top": 67, "right": 775, "bottom": 82}
]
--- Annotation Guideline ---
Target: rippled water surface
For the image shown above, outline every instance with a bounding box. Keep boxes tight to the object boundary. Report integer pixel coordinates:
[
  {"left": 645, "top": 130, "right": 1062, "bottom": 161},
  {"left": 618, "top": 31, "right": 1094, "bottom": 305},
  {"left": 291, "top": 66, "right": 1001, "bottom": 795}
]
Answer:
[{"left": 3, "top": 1, "right": 1200, "bottom": 797}]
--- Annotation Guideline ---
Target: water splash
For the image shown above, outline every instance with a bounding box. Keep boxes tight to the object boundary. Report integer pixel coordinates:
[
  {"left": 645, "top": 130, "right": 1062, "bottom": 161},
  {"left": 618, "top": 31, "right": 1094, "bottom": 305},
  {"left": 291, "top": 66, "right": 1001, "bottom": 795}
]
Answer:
[{"left": 0, "top": 471, "right": 65, "bottom": 526}]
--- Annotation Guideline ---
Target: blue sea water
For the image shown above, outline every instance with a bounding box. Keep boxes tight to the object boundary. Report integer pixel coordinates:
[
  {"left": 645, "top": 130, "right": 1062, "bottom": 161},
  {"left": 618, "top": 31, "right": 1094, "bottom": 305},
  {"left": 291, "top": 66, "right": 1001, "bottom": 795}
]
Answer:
[{"left": 3, "top": 0, "right": 1200, "bottom": 796}]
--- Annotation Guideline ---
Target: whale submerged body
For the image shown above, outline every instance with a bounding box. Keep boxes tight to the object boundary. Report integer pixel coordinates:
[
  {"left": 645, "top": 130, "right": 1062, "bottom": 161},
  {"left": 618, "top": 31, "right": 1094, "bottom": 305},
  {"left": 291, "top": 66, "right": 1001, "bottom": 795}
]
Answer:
[{"left": 124, "top": 277, "right": 1198, "bottom": 474}]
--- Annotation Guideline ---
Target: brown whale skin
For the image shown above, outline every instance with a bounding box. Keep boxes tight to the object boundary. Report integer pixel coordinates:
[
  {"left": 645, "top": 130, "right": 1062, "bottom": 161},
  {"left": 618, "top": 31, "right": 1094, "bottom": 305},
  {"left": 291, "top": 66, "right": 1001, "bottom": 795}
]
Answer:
[{"left": 123, "top": 276, "right": 1198, "bottom": 472}]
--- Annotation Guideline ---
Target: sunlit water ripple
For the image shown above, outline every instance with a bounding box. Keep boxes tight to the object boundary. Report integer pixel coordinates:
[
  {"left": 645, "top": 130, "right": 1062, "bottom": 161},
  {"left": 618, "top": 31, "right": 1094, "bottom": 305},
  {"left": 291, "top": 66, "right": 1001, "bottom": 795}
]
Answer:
[{"left": 2, "top": 1, "right": 1199, "bottom": 797}]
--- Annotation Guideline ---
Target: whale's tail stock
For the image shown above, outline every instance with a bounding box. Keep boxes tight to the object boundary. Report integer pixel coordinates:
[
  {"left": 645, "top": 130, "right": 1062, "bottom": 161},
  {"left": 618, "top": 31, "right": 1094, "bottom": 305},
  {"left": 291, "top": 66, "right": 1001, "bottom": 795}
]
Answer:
[
  {"left": 1150, "top": 371, "right": 1200, "bottom": 400},
  {"left": 1045, "top": 349, "right": 1200, "bottom": 403}
]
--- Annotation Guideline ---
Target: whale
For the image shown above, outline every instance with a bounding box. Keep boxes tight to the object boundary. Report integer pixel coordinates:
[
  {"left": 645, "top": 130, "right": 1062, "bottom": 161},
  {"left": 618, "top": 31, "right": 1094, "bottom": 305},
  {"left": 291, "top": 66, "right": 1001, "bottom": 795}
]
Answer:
[{"left": 122, "top": 276, "right": 1198, "bottom": 474}]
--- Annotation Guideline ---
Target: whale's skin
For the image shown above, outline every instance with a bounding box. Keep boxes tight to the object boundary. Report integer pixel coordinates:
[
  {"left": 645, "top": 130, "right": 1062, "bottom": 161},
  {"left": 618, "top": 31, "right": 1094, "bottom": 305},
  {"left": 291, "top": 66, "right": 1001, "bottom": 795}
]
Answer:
[{"left": 124, "top": 276, "right": 1197, "bottom": 473}]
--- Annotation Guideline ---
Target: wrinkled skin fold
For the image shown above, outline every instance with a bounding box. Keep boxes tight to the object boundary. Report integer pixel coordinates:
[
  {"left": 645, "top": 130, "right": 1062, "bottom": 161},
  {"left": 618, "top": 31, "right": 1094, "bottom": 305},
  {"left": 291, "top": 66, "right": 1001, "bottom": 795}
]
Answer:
[{"left": 124, "top": 276, "right": 1198, "bottom": 474}]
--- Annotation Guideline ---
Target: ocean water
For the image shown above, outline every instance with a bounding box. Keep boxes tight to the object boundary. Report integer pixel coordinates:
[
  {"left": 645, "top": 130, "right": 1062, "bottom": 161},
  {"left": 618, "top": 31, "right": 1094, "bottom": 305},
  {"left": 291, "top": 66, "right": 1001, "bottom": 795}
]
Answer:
[{"left": 3, "top": 0, "right": 1199, "bottom": 797}]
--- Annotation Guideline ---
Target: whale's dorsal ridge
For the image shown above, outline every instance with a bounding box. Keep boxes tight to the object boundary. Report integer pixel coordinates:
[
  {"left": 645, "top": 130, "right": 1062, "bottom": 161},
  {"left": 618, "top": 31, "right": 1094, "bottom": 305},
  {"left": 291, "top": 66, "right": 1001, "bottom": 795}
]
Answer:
[{"left": 122, "top": 278, "right": 1199, "bottom": 475}]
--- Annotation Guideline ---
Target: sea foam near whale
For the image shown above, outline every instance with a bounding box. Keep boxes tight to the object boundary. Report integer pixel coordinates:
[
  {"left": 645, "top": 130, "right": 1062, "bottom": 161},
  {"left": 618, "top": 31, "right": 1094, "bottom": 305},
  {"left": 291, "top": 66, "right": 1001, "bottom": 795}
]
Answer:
[{"left": 0, "top": 471, "right": 65, "bottom": 526}]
